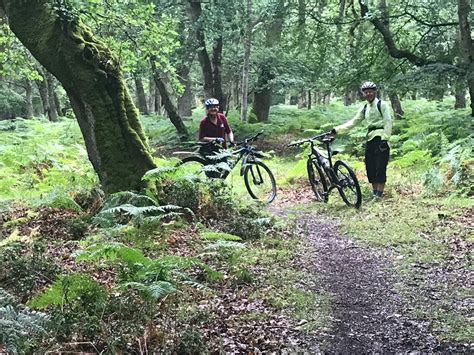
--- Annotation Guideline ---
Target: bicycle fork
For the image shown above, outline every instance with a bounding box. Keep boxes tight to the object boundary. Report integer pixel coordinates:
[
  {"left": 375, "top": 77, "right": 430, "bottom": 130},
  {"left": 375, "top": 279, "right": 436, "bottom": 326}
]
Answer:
[{"left": 249, "top": 164, "right": 264, "bottom": 185}]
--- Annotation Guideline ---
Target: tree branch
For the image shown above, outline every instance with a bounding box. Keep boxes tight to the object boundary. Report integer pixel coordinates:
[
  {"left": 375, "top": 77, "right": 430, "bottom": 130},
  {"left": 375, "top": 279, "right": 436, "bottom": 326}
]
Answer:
[{"left": 358, "top": 0, "right": 451, "bottom": 66}]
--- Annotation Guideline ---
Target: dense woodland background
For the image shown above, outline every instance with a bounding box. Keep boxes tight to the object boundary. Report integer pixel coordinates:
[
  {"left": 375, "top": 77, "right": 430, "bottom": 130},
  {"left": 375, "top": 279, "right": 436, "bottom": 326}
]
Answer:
[{"left": 0, "top": 0, "right": 472, "bottom": 353}]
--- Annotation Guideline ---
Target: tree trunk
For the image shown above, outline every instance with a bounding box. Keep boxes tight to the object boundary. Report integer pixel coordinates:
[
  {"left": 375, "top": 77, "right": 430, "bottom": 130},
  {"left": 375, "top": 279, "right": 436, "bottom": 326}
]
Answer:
[
  {"left": 155, "top": 86, "right": 162, "bottom": 115},
  {"left": 240, "top": 0, "right": 253, "bottom": 121},
  {"left": 186, "top": 1, "right": 213, "bottom": 98},
  {"left": 297, "top": 89, "right": 307, "bottom": 108},
  {"left": 24, "top": 79, "right": 34, "bottom": 119},
  {"left": 457, "top": 0, "right": 474, "bottom": 116},
  {"left": 134, "top": 76, "right": 149, "bottom": 115},
  {"left": 211, "top": 36, "right": 226, "bottom": 112},
  {"left": 324, "top": 92, "right": 331, "bottom": 104},
  {"left": 285, "top": 92, "right": 291, "bottom": 105},
  {"left": 231, "top": 80, "right": 240, "bottom": 110},
  {"left": 454, "top": 81, "right": 466, "bottom": 109},
  {"left": 344, "top": 90, "right": 353, "bottom": 106},
  {"left": 2, "top": 0, "right": 155, "bottom": 193},
  {"left": 53, "top": 89, "right": 62, "bottom": 117},
  {"left": 177, "top": 69, "right": 193, "bottom": 118},
  {"left": 252, "top": 0, "right": 285, "bottom": 121},
  {"left": 388, "top": 92, "right": 404, "bottom": 119},
  {"left": 307, "top": 91, "right": 312, "bottom": 109},
  {"left": 151, "top": 62, "right": 188, "bottom": 139},
  {"left": 252, "top": 86, "right": 272, "bottom": 122},
  {"left": 148, "top": 77, "right": 156, "bottom": 113},
  {"left": 36, "top": 69, "right": 54, "bottom": 121},
  {"left": 46, "top": 72, "right": 58, "bottom": 121}
]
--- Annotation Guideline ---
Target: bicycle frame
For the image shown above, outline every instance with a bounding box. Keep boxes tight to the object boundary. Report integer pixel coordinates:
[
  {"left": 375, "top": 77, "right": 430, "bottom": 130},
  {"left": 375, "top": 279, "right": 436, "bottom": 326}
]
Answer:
[
  {"left": 192, "top": 132, "right": 266, "bottom": 179},
  {"left": 290, "top": 133, "right": 341, "bottom": 193}
]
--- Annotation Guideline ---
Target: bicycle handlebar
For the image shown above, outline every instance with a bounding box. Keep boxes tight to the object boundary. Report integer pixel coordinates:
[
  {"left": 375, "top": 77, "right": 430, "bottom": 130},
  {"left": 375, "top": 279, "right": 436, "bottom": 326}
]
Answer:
[
  {"left": 287, "top": 131, "right": 334, "bottom": 147},
  {"left": 234, "top": 131, "right": 264, "bottom": 146}
]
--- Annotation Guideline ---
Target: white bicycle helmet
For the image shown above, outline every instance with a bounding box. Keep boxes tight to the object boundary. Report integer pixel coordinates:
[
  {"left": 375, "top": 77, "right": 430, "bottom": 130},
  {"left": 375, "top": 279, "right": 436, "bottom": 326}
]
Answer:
[
  {"left": 205, "top": 98, "right": 219, "bottom": 108},
  {"left": 361, "top": 81, "right": 377, "bottom": 91}
]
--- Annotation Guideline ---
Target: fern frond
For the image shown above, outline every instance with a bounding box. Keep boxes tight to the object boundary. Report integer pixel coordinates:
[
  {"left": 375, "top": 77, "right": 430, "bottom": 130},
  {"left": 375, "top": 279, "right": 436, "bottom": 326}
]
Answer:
[
  {"left": 142, "top": 166, "right": 178, "bottom": 182},
  {"left": 74, "top": 243, "right": 150, "bottom": 267},
  {"left": 0, "top": 288, "right": 17, "bottom": 307},
  {"left": 205, "top": 150, "right": 234, "bottom": 161},
  {"left": 202, "top": 162, "right": 231, "bottom": 172},
  {"left": 101, "top": 191, "right": 158, "bottom": 210},
  {"left": 120, "top": 281, "right": 178, "bottom": 300},
  {"left": 181, "top": 280, "right": 213, "bottom": 293},
  {"left": 102, "top": 204, "right": 169, "bottom": 217},
  {"left": 0, "top": 287, "right": 50, "bottom": 353}
]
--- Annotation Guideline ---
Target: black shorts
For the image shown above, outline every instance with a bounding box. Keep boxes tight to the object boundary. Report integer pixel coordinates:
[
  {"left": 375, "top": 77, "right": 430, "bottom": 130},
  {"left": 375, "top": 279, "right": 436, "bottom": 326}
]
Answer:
[{"left": 364, "top": 137, "right": 390, "bottom": 183}]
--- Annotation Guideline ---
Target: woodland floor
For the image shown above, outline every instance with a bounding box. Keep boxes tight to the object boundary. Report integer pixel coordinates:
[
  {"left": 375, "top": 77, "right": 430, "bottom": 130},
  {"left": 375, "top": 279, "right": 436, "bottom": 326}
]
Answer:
[
  {"left": 1, "top": 188, "right": 472, "bottom": 353},
  {"left": 270, "top": 189, "right": 473, "bottom": 353}
]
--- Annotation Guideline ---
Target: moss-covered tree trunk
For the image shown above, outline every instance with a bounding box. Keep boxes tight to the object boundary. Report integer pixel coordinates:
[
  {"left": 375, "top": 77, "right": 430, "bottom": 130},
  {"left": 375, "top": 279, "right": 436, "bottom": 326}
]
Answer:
[{"left": 1, "top": 0, "right": 155, "bottom": 193}]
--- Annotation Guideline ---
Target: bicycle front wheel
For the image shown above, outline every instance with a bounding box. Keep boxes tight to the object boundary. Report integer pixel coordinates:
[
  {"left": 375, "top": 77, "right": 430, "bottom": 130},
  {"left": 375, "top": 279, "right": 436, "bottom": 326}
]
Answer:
[
  {"left": 307, "top": 159, "right": 328, "bottom": 202},
  {"left": 244, "top": 161, "right": 277, "bottom": 203},
  {"left": 334, "top": 160, "right": 362, "bottom": 208}
]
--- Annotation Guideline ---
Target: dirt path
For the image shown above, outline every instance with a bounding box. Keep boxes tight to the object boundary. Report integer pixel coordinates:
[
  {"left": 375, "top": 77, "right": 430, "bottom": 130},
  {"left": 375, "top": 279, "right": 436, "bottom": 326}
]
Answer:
[
  {"left": 270, "top": 197, "right": 471, "bottom": 353},
  {"left": 296, "top": 214, "right": 440, "bottom": 353}
]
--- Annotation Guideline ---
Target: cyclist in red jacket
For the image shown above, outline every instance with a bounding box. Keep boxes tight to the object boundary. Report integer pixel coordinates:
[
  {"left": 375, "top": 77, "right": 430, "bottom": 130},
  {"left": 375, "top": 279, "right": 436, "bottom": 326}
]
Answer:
[{"left": 199, "top": 98, "right": 234, "bottom": 149}]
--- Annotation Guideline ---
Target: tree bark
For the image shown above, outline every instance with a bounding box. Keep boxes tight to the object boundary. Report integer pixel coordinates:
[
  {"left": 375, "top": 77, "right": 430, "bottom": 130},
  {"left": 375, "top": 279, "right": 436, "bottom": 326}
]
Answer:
[
  {"left": 240, "top": 0, "right": 253, "bottom": 121},
  {"left": 211, "top": 36, "right": 226, "bottom": 112},
  {"left": 53, "top": 88, "right": 62, "bottom": 117},
  {"left": 454, "top": 83, "right": 466, "bottom": 109},
  {"left": 24, "top": 79, "right": 34, "bottom": 119},
  {"left": 323, "top": 92, "right": 331, "bottom": 104},
  {"left": 252, "top": 84, "right": 272, "bottom": 122},
  {"left": 36, "top": 67, "right": 55, "bottom": 121},
  {"left": 307, "top": 90, "right": 312, "bottom": 109},
  {"left": 2, "top": 0, "right": 155, "bottom": 193},
  {"left": 134, "top": 76, "right": 149, "bottom": 115},
  {"left": 457, "top": 0, "right": 474, "bottom": 116},
  {"left": 46, "top": 71, "right": 59, "bottom": 121},
  {"left": 297, "top": 89, "right": 307, "bottom": 108},
  {"left": 177, "top": 68, "right": 193, "bottom": 118},
  {"left": 388, "top": 92, "right": 404, "bottom": 119}
]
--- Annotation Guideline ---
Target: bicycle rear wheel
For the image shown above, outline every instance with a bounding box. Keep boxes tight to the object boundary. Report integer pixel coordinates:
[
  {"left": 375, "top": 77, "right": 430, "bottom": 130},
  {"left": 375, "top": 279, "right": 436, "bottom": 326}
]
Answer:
[
  {"left": 244, "top": 161, "right": 277, "bottom": 203},
  {"left": 334, "top": 160, "right": 362, "bottom": 208},
  {"left": 307, "top": 159, "right": 328, "bottom": 202}
]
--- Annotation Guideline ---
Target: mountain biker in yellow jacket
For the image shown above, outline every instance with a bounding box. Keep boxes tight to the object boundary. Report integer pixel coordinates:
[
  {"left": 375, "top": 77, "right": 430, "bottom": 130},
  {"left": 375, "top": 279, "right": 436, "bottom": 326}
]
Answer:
[{"left": 332, "top": 81, "right": 392, "bottom": 200}]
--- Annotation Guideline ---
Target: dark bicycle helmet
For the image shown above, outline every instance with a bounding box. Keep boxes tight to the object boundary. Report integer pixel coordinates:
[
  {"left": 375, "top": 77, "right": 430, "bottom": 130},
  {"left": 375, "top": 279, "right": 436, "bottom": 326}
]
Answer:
[
  {"left": 205, "top": 98, "right": 219, "bottom": 108},
  {"left": 361, "top": 81, "right": 377, "bottom": 91}
]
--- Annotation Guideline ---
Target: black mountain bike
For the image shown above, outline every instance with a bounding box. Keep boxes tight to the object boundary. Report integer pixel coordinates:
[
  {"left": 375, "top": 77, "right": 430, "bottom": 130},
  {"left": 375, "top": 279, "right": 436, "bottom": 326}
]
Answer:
[
  {"left": 175, "top": 132, "right": 277, "bottom": 203},
  {"left": 288, "top": 131, "right": 362, "bottom": 208}
]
